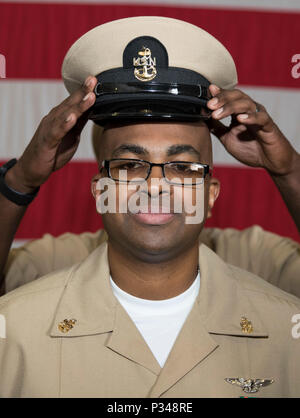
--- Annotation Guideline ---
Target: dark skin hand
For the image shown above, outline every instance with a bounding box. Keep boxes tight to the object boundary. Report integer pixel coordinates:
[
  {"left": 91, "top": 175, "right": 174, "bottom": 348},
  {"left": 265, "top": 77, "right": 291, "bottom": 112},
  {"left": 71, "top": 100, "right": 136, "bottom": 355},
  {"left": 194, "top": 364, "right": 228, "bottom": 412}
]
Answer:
[
  {"left": 6, "top": 76, "right": 97, "bottom": 192},
  {"left": 0, "top": 76, "right": 97, "bottom": 294},
  {"left": 207, "top": 84, "right": 300, "bottom": 234}
]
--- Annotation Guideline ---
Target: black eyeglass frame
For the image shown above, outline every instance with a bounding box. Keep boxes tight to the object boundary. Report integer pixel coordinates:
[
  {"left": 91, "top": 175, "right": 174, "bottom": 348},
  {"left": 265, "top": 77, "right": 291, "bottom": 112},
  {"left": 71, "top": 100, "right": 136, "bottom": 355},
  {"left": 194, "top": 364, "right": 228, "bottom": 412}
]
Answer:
[{"left": 100, "top": 158, "right": 212, "bottom": 185}]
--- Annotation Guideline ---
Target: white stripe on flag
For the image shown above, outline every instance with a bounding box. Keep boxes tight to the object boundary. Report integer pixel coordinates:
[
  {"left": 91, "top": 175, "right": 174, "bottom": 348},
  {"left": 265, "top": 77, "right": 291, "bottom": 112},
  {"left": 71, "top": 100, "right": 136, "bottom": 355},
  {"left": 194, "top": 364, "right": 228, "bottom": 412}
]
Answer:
[
  {"left": 3, "top": 0, "right": 300, "bottom": 12},
  {"left": 0, "top": 80, "right": 299, "bottom": 165}
]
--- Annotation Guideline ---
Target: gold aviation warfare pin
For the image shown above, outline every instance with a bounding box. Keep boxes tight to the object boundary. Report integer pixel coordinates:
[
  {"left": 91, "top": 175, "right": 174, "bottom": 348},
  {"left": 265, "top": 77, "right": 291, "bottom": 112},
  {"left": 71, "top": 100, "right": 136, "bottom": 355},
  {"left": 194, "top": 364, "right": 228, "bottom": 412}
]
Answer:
[{"left": 133, "top": 46, "right": 157, "bottom": 81}]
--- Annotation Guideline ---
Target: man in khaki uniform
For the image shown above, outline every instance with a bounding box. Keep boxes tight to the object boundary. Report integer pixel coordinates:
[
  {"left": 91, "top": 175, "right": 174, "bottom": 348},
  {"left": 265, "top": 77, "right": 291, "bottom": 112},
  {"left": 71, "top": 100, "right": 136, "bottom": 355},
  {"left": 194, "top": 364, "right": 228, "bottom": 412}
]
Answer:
[{"left": 0, "top": 17, "right": 300, "bottom": 398}]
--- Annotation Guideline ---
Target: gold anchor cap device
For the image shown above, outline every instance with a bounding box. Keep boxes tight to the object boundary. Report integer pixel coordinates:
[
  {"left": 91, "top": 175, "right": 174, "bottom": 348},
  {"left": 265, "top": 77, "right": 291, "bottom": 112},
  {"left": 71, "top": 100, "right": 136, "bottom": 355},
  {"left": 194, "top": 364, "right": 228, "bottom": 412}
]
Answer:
[{"left": 62, "top": 16, "right": 237, "bottom": 125}]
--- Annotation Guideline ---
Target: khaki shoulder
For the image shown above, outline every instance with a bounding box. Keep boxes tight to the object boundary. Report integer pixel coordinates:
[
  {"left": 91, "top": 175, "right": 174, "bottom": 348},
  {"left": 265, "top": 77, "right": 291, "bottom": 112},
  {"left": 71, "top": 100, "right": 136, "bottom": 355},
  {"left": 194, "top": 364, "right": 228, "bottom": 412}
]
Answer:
[
  {"left": 4, "top": 229, "right": 106, "bottom": 292},
  {"left": 7, "top": 229, "right": 105, "bottom": 268},
  {"left": 203, "top": 225, "right": 300, "bottom": 297},
  {"left": 0, "top": 263, "right": 75, "bottom": 310},
  {"left": 203, "top": 224, "right": 300, "bottom": 253},
  {"left": 228, "top": 262, "right": 300, "bottom": 309}
]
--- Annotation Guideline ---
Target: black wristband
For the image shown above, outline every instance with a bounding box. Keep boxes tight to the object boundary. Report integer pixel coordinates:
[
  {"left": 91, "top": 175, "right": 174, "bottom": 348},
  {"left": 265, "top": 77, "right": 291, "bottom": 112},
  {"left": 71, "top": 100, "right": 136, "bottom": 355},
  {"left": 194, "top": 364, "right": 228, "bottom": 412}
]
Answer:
[{"left": 0, "top": 159, "right": 40, "bottom": 206}]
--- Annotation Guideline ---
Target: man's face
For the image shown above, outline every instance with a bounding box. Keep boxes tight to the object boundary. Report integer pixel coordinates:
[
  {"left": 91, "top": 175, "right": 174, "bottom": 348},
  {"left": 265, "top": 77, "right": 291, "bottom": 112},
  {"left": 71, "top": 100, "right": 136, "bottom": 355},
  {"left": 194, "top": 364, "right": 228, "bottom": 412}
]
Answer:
[{"left": 93, "top": 121, "right": 216, "bottom": 262}]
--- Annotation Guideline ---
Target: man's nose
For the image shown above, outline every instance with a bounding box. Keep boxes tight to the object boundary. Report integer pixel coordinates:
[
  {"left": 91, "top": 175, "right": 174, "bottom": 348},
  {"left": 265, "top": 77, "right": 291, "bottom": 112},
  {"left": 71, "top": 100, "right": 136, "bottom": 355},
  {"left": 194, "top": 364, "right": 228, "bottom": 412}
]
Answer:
[{"left": 146, "top": 165, "right": 169, "bottom": 197}]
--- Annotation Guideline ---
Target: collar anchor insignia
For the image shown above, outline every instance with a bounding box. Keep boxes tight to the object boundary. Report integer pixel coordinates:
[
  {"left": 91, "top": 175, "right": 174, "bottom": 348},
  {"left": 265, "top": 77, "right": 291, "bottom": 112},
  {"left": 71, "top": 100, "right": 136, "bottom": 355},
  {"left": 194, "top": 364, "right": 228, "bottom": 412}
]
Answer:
[
  {"left": 225, "top": 377, "right": 274, "bottom": 393},
  {"left": 240, "top": 316, "right": 253, "bottom": 334},
  {"left": 58, "top": 318, "right": 77, "bottom": 333}
]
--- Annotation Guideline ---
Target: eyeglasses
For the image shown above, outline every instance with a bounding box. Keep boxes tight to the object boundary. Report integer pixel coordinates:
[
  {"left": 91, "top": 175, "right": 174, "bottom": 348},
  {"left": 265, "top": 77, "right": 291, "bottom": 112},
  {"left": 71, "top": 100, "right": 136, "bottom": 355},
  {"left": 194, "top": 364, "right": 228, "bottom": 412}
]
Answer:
[{"left": 100, "top": 158, "right": 212, "bottom": 185}]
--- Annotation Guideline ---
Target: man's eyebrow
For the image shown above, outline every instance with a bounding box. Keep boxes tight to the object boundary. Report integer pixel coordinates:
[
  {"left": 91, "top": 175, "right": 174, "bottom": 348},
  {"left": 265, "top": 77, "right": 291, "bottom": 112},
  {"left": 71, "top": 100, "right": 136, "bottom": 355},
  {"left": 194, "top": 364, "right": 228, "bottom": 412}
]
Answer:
[
  {"left": 111, "top": 144, "right": 149, "bottom": 158},
  {"left": 167, "top": 145, "right": 201, "bottom": 159},
  {"left": 111, "top": 143, "right": 201, "bottom": 159}
]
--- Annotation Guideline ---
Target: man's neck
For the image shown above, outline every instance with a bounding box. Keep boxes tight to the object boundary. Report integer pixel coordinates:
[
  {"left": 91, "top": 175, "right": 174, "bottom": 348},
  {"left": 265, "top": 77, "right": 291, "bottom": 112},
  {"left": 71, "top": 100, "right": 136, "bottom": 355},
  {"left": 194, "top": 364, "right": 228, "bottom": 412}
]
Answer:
[{"left": 107, "top": 240, "right": 199, "bottom": 300}]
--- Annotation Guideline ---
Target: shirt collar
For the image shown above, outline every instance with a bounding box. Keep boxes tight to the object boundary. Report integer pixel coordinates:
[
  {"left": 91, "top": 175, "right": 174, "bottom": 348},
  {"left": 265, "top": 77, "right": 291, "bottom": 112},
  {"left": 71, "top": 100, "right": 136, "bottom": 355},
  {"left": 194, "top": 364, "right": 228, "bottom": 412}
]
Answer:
[{"left": 49, "top": 241, "right": 268, "bottom": 338}]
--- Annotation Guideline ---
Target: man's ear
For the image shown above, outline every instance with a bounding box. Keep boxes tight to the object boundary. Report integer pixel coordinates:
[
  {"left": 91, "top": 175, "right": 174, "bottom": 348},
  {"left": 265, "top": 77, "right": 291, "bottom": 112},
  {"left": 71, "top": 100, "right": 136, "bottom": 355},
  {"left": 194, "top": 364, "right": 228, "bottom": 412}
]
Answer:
[
  {"left": 207, "top": 177, "right": 220, "bottom": 219},
  {"left": 91, "top": 173, "right": 102, "bottom": 200}
]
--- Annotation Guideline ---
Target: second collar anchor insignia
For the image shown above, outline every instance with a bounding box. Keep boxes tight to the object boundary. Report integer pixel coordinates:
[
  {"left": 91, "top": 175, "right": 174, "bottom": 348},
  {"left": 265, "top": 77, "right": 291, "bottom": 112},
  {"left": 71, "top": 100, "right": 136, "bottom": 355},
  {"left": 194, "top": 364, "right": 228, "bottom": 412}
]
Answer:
[
  {"left": 58, "top": 318, "right": 77, "bottom": 333},
  {"left": 240, "top": 316, "right": 253, "bottom": 334},
  {"left": 133, "top": 46, "right": 157, "bottom": 82}
]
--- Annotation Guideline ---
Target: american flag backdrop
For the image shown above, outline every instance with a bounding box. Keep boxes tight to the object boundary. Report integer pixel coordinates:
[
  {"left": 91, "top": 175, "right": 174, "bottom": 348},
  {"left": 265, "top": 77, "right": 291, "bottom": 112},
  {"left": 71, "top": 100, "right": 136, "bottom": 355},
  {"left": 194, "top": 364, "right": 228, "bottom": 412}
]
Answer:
[{"left": 0, "top": 0, "right": 299, "bottom": 244}]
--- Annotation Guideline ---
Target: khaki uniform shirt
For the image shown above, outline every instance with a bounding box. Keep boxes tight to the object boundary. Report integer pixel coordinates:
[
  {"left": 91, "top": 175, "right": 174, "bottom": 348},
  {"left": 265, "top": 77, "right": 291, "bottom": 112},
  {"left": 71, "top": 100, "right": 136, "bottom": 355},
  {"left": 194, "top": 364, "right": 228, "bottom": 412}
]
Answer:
[
  {"left": 4, "top": 225, "right": 300, "bottom": 298},
  {"left": 0, "top": 242, "right": 299, "bottom": 398}
]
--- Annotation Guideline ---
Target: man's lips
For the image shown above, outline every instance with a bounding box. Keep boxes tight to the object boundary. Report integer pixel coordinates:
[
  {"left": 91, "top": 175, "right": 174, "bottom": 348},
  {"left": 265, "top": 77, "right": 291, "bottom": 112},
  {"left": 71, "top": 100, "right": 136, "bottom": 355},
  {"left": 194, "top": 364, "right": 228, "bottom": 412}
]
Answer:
[{"left": 133, "top": 210, "right": 175, "bottom": 225}]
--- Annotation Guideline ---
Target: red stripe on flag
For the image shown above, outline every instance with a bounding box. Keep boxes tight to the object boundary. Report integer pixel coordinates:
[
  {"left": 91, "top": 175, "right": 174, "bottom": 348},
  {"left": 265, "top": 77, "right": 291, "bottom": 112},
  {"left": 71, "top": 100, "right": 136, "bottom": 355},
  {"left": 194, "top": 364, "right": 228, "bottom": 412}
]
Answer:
[
  {"left": 1, "top": 160, "right": 297, "bottom": 243},
  {"left": 0, "top": 2, "right": 299, "bottom": 87}
]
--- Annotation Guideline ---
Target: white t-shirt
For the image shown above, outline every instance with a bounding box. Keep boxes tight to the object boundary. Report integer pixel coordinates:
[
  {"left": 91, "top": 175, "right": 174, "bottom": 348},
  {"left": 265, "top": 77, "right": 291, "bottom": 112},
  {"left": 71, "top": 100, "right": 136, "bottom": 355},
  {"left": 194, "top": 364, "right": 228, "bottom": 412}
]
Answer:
[{"left": 110, "top": 273, "right": 200, "bottom": 368}]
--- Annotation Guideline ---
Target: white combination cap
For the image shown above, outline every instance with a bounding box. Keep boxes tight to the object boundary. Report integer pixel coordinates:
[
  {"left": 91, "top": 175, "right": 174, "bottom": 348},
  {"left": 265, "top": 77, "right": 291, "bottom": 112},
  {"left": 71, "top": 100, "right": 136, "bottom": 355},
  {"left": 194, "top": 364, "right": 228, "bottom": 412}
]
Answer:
[{"left": 62, "top": 16, "right": 238, "bottom": 124}]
